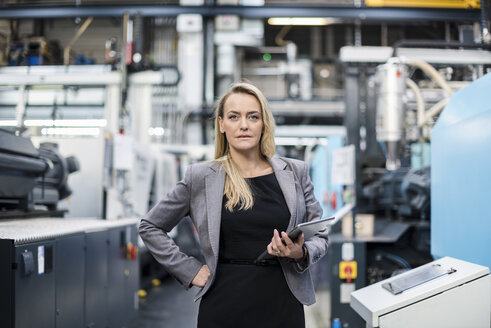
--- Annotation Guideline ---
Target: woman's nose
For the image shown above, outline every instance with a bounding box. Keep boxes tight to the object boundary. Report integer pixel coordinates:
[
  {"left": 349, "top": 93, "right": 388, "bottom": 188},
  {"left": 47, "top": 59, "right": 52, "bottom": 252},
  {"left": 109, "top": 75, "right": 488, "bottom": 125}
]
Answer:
[{"left": 239, "top": 118, "right": 248, "bottom": 129}]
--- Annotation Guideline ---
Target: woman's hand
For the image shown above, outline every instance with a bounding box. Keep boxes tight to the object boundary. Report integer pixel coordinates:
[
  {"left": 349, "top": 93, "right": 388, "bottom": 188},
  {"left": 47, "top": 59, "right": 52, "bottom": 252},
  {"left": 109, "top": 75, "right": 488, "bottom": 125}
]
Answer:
[
  {"left": 192, "top": 265, "right": 211, "bottom": 288},
  {"left": 267, "top": 229, "right": 305, "bottom": 260}
]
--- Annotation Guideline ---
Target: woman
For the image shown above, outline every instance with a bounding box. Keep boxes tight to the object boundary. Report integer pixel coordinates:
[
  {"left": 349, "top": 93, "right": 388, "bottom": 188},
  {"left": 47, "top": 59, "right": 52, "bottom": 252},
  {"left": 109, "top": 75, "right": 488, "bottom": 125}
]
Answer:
[{"left": 139, "top": 82, "right": 329, "bottom": 327}]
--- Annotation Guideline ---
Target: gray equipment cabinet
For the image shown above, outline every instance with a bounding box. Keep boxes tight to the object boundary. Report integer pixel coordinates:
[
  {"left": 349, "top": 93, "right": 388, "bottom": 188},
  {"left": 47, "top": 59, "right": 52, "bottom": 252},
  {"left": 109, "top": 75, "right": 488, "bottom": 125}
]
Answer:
[
  {"left": 351, "top": 257, "right": 491, "bottom": 328},
  {"left": 0, "top": 218, "right": 139, "bottom": 328}
]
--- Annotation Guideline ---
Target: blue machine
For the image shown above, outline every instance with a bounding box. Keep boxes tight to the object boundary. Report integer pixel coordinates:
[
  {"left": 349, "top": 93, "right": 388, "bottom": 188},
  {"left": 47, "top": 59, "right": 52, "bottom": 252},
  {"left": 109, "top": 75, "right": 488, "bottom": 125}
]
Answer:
[
  {"left": 310, "top": 136, "right": 344, "bottom": 217},
  {"left": 431, "top": 72, "right": 491, "bottom": 270}
]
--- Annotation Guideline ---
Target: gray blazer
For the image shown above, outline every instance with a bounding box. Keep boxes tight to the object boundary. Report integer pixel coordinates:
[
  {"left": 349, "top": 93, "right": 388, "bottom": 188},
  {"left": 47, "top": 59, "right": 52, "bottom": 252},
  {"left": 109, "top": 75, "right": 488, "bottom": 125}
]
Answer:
[{"left": 139, "top": 155, "right": 328, "bottom": 305}]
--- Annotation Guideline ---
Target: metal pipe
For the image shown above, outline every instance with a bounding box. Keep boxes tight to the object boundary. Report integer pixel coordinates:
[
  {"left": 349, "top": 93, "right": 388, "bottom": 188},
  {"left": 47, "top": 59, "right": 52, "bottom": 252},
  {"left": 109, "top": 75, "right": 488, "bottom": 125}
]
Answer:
[
  {"left": 120, "top": 12, "right": 130, "bottom": 133},
  {"left": 0, "top": 6, "right": 481, "bottom": 22},
  {"left": 275, "top": 25, "right": 292, "bottom": 47},
  {"left": 133, "top": 12, "right": 144, "bottom": 66},
  {"left": 63, "top": 17, "right": 94, "bottom": 65},
  {"left": 392, "top": 39, "right": 491, "bottom": 57},
  {"left": 481, "top": 0, "right": 490, "bottom": 43}
]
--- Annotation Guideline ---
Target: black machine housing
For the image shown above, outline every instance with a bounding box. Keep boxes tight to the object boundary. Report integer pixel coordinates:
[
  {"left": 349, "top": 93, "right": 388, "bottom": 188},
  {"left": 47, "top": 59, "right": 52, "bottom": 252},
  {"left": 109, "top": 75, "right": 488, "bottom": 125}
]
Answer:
[{"left": 0, "top": 128, "right": 79, "bottom": 213}]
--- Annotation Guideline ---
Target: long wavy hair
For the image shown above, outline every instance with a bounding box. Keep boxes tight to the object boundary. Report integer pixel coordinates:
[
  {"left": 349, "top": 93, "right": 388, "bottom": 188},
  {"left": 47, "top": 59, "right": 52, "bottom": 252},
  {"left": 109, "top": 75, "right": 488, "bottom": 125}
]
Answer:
[{"left": 214, "top": 82, "right": 276, "bottom": 211}]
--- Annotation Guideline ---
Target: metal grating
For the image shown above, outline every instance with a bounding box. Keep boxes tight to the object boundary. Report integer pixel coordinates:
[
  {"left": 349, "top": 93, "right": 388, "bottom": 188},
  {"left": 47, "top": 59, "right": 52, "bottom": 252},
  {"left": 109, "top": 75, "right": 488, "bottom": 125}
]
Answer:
[{"left": 0, "top": 217, "right": 138, "bottom": 244}]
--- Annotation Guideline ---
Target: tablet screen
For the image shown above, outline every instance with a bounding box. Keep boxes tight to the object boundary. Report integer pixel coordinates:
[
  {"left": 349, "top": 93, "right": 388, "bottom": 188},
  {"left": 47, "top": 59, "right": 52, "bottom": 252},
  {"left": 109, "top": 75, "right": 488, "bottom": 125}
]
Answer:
[{"left": 289, "top": 216, "right": 334, "bottom": 241}]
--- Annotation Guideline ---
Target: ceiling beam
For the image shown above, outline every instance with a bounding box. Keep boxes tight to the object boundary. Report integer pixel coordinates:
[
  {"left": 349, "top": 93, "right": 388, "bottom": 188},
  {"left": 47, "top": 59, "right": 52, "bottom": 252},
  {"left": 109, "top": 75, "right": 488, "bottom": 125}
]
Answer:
[{"left": 0, "top": 5, "right": 481, "bottom": 22}]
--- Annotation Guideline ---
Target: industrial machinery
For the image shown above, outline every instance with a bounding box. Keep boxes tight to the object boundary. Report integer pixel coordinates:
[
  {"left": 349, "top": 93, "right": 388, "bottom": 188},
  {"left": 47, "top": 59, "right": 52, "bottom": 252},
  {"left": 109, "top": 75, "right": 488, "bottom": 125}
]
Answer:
[
  {"left": 0, "top": 63, "right": 201, "bottom": 291},
  {"left": 328, "top": 46, "right": 491, "bottom": 327},
  {"left": 342, "top": 45, "right": 491, "bottom": 217},
  {"left": 0, "top": 65, "right": 121, "bottom": 218},
  {"left": 0, "top": 218, "right": 139, "bottom": 328},
  {"left": 0, "top": 128, "right": 79, "bottom": 216},
  {"left": 431, "top": 72, "right": 491, "bottom": 272},
  {"left": 0, "top": 65, "right": 142, "bottom": 328}
]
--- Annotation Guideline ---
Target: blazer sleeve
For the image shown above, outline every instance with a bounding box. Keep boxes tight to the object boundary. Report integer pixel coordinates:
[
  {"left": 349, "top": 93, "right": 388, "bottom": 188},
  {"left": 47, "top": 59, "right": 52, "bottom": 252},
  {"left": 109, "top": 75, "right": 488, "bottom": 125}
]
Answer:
[
  {"left": 139, "top": 165, "right": 203, "bottom": 289},
  {"left": 294, "top": 161, "right": 329, "bottom": 273}
]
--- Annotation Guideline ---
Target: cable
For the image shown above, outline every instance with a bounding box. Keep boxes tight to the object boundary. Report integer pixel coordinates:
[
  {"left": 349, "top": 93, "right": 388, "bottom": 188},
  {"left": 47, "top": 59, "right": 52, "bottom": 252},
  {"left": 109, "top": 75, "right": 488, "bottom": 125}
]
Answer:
[{"left": 378, "top": 251, "right": 412, "bottom": 269}]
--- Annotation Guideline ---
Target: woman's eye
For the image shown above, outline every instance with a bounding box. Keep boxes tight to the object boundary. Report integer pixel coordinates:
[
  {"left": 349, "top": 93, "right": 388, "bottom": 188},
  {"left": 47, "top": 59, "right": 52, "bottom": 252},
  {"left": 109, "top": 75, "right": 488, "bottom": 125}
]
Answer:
[
  {"left": 249, "top": 115, "right": 260, "bottom": 120},
  {"left": 228, "top": 115, "right": 238, "bottom": 120}
]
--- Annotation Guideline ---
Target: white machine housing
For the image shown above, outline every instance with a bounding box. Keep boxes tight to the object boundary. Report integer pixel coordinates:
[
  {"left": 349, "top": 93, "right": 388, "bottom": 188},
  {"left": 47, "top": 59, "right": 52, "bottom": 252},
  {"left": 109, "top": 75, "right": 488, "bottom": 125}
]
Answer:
[{"left": 350, "top": 256, "right": 490, "bottom": 328}]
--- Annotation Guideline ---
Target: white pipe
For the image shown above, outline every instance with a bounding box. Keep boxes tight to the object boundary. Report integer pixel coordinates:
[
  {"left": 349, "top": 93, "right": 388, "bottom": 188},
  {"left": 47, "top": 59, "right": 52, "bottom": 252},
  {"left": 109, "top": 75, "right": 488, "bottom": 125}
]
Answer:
[
  {"left": 406, "top": 59, "right": 454, "bottom": 96},
  {"left": 405, "top": 78, "right": 426, "bottom": 127},
  {"left": 401, "top": 59, "right": 456, "bottom": 128},
  {"left": 420, "top": 98, "right": 449, "bottom": 127},
  {"left": 15, "top": 85, "right": 26, "bottom": 129}
]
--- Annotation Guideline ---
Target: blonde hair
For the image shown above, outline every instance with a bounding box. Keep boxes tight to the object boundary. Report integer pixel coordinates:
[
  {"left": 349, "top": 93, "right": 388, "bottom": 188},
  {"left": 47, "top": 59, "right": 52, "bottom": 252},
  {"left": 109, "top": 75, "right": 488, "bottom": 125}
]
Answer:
[{"left": 214, "top": 82, "right": 276, "bottom": 211}]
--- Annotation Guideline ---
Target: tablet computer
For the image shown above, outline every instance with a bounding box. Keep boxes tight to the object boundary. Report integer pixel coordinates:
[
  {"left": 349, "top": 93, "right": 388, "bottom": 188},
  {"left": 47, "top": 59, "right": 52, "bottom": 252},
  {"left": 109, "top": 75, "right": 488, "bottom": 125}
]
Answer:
[{"left": 256, "top": 216, "right": 334, "bottom": 261}]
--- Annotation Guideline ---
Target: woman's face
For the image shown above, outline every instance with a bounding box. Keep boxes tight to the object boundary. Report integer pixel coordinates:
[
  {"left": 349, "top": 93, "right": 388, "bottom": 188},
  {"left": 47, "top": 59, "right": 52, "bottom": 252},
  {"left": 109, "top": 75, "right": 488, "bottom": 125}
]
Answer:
[{"left": 219, "top": 92, "right": 264, "bottom": 156}]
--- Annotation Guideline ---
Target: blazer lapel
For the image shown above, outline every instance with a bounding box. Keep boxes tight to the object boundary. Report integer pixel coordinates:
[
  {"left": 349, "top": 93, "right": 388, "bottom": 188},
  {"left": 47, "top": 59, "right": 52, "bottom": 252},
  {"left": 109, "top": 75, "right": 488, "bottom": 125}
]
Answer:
[
  {"left": 268, "top": 157, "right": 297, "bottom": 231},
  {"left": 205, "top": 163, "right": 226, "bottom": 259}
]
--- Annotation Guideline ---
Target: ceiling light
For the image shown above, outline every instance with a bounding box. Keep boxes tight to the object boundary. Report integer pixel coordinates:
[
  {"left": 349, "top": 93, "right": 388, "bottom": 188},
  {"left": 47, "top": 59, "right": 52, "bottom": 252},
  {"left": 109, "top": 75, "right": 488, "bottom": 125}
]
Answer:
[
  {"left": 41, "top": 127, "right": 100, "bottom": 137},
  {"left": 267, "top": 17, "right": 341, "bottom": 26},
  {"left": 0, "top": 119, "right": 107, "bottom": 127}
]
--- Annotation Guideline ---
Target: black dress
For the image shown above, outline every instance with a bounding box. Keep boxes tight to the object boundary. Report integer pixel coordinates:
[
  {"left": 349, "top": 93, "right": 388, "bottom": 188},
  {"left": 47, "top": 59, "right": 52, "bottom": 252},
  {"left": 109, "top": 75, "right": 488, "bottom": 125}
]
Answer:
[{"left": 197, "top": 173, "right": 305, "bottom": 328}]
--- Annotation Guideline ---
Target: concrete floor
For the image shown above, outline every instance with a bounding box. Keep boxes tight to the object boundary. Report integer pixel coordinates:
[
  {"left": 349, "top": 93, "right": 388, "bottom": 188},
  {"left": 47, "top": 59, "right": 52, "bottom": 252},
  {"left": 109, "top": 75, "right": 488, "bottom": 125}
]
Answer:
[{"left": 130, "top": 277, "right": 332, "bottom": 328}]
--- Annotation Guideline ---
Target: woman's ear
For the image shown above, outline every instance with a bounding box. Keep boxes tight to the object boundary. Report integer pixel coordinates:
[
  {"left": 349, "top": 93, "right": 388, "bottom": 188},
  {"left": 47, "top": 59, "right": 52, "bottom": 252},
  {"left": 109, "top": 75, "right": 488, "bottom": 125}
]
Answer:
[{"left": 218, "top": 116, "right": 224, "bottom": 133}]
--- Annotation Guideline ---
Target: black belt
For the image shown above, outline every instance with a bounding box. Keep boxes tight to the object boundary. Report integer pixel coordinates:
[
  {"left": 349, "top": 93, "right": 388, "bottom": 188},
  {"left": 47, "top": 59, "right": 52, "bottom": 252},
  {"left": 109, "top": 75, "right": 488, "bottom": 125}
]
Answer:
[{"left": 218, "top": 258, "right": 280, "bottom": 267}]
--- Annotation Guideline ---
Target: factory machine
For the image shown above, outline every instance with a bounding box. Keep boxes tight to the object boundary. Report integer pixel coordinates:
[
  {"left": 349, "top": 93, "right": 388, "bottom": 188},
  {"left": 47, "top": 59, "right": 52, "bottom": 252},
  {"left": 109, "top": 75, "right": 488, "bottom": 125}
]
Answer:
[
  {"left": 0, "top": 66, "right": 143, "bottom": 327},
  {"left": 350, "top": 72, "right": 491, "bottom": 327},
  {"left": 0, "top": 65, "right": 122, "bottom": 218},
  {"left": 328, "top": 46, "right": 491, "bottom": 327},
  {"left": 0, "top": 129, "right": 140, "bottom": 328},
  {"left": 0, "top": 218, "right": 139, "bottom": 328},
  {"left": 0, "top": 128, "right": 79, "bottom": 216}
]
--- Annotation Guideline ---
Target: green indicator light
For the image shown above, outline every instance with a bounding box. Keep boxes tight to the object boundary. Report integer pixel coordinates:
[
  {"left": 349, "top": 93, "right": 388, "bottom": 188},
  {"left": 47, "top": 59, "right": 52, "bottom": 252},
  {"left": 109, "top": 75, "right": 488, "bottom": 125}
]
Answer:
[{"left": 263, "top": 53, "right": 272, "bottom": 61}]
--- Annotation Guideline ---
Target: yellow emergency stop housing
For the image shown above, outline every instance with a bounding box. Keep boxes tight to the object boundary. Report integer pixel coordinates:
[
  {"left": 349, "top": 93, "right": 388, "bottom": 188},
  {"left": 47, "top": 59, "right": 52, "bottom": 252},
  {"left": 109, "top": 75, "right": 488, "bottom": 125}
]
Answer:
[{"left": 339, "top": 261, "right": 358, "bottom": 279}]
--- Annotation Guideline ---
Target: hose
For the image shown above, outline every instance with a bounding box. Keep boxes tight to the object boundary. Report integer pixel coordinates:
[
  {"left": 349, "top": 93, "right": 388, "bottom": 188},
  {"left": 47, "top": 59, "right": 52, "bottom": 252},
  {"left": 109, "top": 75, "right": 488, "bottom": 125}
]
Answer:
[
  {"left": 420, "top": 98, "right": 449, "bottom": 127},
  {"left": 405, "top": 78, "right": 425, "bottom": 127},
  {"left": 275, "top": 25, "right": 292, "bottom": 47},
  {"left": 378, "top": 252, "right": 411, "bottom": 269},
  {"left": 406, "top": 59, "right": 453, "bottom": 96}
]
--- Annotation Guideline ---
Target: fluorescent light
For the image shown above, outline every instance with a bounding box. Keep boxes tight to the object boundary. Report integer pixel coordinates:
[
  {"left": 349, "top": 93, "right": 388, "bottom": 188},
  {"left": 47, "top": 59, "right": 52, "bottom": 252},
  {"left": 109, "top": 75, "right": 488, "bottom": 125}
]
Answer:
[
  {"left": 24, "top": 120, "right": 55, "bottom": 127},
  {"left": 275, "top": 137, "right": 328, "bottom": 146},
  {"left": 267, "top": 17, "right": 341, "bottom": 26},
  {"left": 148, "top": 127, "right": 165, "bottom": 136},
  {"left": 0, "top": 120, "right": 17, "bottom": 126},
  {"left": 41, "top": 127, "right": 100, "bottom": 136},
  {"left": 54, "top": 119, "right": 107, "bottom": 127},
  {"left": 0, "top": 119, "right": 107, "bottom": 127}
]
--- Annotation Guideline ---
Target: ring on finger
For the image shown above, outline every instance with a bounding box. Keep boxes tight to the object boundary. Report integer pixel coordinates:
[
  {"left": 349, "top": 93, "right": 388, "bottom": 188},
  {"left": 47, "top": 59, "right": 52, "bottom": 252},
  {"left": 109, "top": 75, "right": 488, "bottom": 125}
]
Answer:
[{"left": 275, "top": 250, "right": 281, "bottom": 256}]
